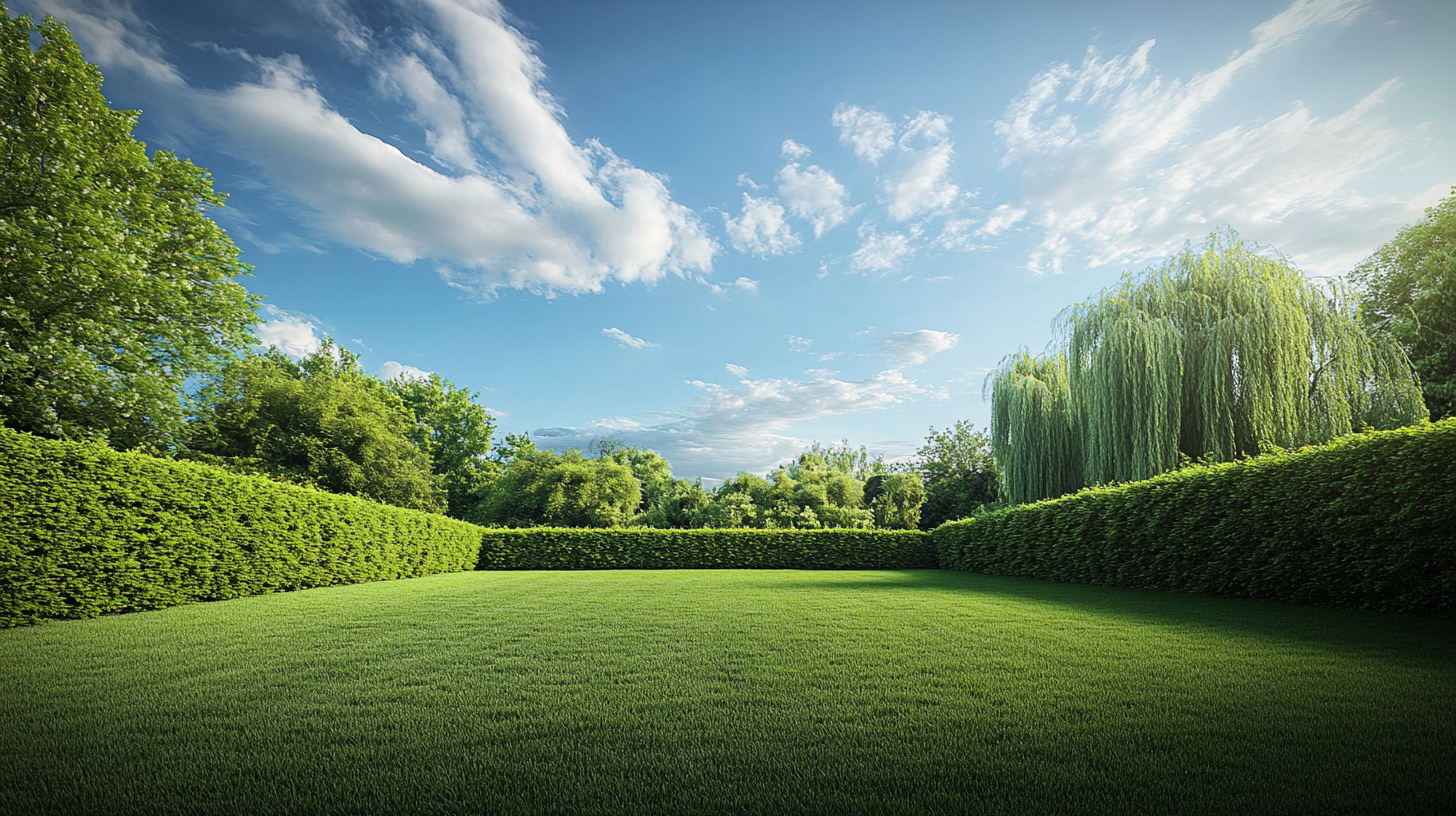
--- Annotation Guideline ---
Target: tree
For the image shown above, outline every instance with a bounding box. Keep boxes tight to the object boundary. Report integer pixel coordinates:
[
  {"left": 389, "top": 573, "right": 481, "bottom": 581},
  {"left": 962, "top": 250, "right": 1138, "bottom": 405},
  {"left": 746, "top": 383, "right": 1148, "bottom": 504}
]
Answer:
[
  {"left": 468, "top": 448, "right": 640, "bottom": 528},
  {"left": 0, "top": 5, "right": 258, "bottom": 451},
  {"left": 388, "top": 373, "right": 496, "bottom": 518},
  {"left": 865, "top": 473, "right": 924, "bottom": 530},
  {"left": 990, "top": 230, "right": 1427, "bottom": 504},
  {"left": 913, "top": 421, "right": 1000, "bottom": 528},
  {"left": 1349, "top": 188, "right": 1456, "bottom": 420},
  {"left": 185, "top": 341, "right": 445, "bottom": 513}
]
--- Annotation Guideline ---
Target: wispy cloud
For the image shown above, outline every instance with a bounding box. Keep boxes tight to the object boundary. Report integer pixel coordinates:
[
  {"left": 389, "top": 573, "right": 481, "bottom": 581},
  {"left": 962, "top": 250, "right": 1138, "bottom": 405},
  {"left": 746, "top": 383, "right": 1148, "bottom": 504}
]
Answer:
[
  {"left": 833, "top": 104, "right": 896, "bottom": 164},
  {"left": 786, "top": 335, "right": 813, "bottom": 352},
  {"left": 995, "top": 0, "right": 1428, "bottom": 275},
  {"left": 380, "top": 360, "right": 432, "bottom": 381},
  {"left": 780, "top": 138, "right": 813, "bottom": 159},
  {"left": 877, "top": 329, "right": 959, "bottom": 367},
  {"left": 851, "top": 225, "right": 914, "bottom": 273},
  {"left": 602, "top": 327, "right": 660, "bottom": 349},
  {"left": 36, "top": 0, "right": 718, "bottom": 298},
  {"left": 722, "top": 194, "right": 800, "bottom": 256}
]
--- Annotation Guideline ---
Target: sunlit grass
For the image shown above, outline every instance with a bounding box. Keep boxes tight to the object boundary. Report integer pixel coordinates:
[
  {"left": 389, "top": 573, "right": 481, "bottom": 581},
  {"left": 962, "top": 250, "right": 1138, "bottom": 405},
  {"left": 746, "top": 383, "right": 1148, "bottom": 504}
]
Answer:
[{"left": 3, "top": 569, "right": 1453, "bottom": 815}]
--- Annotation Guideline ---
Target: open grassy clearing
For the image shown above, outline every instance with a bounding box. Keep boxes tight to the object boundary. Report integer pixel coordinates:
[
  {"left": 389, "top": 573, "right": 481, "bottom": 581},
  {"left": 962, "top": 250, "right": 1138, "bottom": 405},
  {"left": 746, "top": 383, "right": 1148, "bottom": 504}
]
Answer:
[{"left": 2, "top": 570, "right": 1453, "bottom": 815}]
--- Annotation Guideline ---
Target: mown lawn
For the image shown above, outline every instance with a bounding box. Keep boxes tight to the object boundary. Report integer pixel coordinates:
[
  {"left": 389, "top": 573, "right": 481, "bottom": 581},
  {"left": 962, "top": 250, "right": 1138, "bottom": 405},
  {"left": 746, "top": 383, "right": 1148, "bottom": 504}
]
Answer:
[{"left": 2, "top": 569, "right": 1453, "bottom": 815}]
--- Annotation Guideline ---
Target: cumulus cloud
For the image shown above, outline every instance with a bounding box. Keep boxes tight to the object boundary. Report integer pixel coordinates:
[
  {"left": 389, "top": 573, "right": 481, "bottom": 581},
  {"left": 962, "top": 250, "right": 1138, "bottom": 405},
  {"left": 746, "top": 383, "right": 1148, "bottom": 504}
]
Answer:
[
  {"left": 722, "top": 194, "right": 801, "bottom": 256},
  {"left": 877, "top": 330, "right": 960, "bottom": 367},
  {"left": 602, "top": 327, "right": 659, "bottom": 349},
  {"left": 994, "top": 0, "right": 1429, "bottom": 275},
  {"left": 832, "top": 104, "right": 896, "bottom": 163},
  {"left": 776, "top": 163, "right": 856, "bottom": 237},
  {"left": 780, "top": 138, "right": 813, "bottom": 159},
  {"left": 36, "top": 0, "right": 718, "bottom": 298},
  {"left": 380, "top": 360, "right": 432, "bottom": 381},
  {"left": 885, "top": 111, "right": 960, "bottom": 221},
  {"left": 851, "top": 225, "right": 914, "bottom": 273},
  {"left": 255, "top": 305, "right": 324, "bottom": 358}
]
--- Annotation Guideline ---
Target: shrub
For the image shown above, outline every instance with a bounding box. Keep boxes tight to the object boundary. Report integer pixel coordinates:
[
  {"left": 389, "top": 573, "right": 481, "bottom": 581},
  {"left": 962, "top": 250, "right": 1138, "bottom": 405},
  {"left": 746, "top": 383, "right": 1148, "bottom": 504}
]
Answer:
[
  {"left": 478, "top": 528, "right": 937, "bottom": 571},
  {"left": 0, "top": 428, "right": 482, "bottom": 627},
  {"left": 933, "top": 419, "right": 1456, "bottom": 616}
]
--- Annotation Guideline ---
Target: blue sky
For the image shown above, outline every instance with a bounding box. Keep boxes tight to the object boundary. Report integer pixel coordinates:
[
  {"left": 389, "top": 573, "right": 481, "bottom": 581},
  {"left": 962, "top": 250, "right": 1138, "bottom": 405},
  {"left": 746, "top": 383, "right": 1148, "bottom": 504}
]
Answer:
[{"left": 21, "top": 0, "right": 1455, "bottom": 480}]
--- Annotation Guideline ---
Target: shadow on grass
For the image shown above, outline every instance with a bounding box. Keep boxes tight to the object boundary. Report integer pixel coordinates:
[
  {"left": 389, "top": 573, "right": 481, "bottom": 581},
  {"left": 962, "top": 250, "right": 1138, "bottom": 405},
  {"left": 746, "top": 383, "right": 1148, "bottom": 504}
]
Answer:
[{"left": 747, "top": 569, "right": 1456, "bottom": 663}]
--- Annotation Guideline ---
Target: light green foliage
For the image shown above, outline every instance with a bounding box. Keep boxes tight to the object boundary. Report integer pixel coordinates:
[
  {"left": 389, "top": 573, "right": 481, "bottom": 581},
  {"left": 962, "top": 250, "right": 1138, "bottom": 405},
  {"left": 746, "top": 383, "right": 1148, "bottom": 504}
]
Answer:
[
  {"left": 1350, "top": 188, "right": 1456, "bottom": 420},
  {"left": 388, "top": 373, "right": 496, "bottom": 518},
  {"left": 914, "top": 420, "right": 1001, "bottom": 528},
  {"left": 990, "top": 230, "right": 1428, "bottom": 504},
  {"left": 0, "top": 426, "right": 482, "bottom": 626},
  {"left": 866, "top": 473, "right": 924, "bottom": 530},
  {"left": 686, "top": 441, "right": 902, "bottom": 529},
  {"left": 987, "top": 352, "right": 1082, "bottom": 505},
  {"left": 0, "top": 5, "right": 259, "bottom": 451},
  {"left": 935, "top": 419, "right": 1456, "bottom": 617},
  {"left": 469, "top": 448, "right": 640, "bottom": 528},
  {"left": 185, "top": 341, "right": 445, "bottom": 513}
]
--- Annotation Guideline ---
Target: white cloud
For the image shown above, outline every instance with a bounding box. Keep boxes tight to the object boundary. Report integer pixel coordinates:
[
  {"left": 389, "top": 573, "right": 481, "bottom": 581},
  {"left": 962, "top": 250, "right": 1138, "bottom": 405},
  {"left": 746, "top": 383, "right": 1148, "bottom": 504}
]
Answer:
[
  {"left": 736, "top": 173, "right": 763, "bottom": 190},
  {"left": 781, "top": 139, "right": 813, "bottom": 159},
  {"left": 722, "top": 194, "right": 801, "bottom": 256},
  {"left": 602, "top": 327, "right": 659, "bottom": 349},
  {"left": 851, "top": 225, "right": 914, "bottom": 273},
  {"left": 786, "top": 335, "right": 813, "bottom": 352},
  {"left": 254, "top": 305, "right": 324, "bottom": 358},
  {"left": 980, "top": 203, "right": 1027, "bottom": 236},
  {"left": 380, "top": 360, "right": 432, "bottom": 381},
  {"left": 833, "top": 104, "right": 896, "bottom": 164},
  {"left": 39, "top": 0, "right": 718, "bottom": 298},
  {"left": 776, "top": 163, "right": 856, "bottom": 237},
  {"left": 885, "top": 111, "right": 960, "bottom": 221},
  {"left": 725, "top": 363, "right": 749, "bottom": 378},
  {"left": 994, "top": 0, "right": 1427, "bottom": 275},
  {"left": 877, "top": 330, "right": 960, "bottom": 367},
  {"left": 732, "top": 276, "right": 759, "bottom": 292}
]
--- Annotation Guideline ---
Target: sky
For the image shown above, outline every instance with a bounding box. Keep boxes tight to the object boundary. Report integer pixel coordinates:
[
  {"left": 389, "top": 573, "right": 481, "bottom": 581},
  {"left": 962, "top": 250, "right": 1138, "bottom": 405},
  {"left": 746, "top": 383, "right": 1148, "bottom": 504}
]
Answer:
[{"left": 19, "top": 0, "right": 1455, "bottom": 481}]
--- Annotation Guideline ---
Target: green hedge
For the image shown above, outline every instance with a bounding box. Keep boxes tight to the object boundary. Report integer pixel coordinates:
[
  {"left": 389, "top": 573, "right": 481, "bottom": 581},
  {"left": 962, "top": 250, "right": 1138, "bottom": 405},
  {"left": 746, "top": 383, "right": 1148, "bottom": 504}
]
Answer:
[
  {"left": 933, "top": 419, "right": 1456, "bottom": 616},
  {"left": 0, "top": 428, "right": 483, "bottom": 627},
  {"left": 478, "top": 528, "right": 938, "bottom": 571}
]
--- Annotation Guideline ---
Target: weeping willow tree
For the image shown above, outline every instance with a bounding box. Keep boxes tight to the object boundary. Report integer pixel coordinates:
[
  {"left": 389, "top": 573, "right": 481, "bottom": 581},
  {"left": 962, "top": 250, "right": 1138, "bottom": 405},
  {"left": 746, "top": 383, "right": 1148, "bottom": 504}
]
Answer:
[{"left": 989, "top": 229, "right": 1427, "bottom": 505}]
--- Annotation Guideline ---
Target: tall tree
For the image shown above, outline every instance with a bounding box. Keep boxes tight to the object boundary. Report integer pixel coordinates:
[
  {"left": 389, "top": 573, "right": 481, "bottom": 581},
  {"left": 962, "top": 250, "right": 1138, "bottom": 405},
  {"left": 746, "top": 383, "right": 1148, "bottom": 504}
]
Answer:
[
  {"left": 913, "top": 421, "right": 1000, "bottom": 528},
  {"left": 468, "top": 448, "right": 640, "bottom": 528},
  {"left": 990, "top": 230, "right": 1427, "bottom": 504},
  {"left": 185, "top": 342, "right": 445, "bottom": 513},
  {"left": 1349, "top": 188, "right": 1456, "bottom": 420},
  {"left": 0, "top": 5, "right": 258, "bottom": 450},
  {"left": 388, "top": 373, "right": 496, "bottom": 519}
]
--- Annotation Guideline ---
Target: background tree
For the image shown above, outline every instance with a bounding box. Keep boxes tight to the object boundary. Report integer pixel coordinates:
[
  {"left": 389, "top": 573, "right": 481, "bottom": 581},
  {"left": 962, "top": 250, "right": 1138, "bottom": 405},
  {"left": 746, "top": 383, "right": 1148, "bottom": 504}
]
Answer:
[
  {"left": 185, "top": 341, "right": 445, "bottom": 513},
  {"left": 1349, "top": 188, "right": 1456, "bottom": 420},
  {"left": 0, "top": 6, "right": 258, "bottom": 450},
  {"left": 913, "top": 420, "right": 1000, "bottom": 528},
  {"left": 865, "top": 473, "right": 924, "bottom": 530},
  {"left": 468, "top": 447, "right": 640, "bottom": 528},
  {"left": 990, "top": 230, "right": 1427, "bottom": 504},
  {"left": 388, "top": 372, "right": 496, "bottom": 519}
]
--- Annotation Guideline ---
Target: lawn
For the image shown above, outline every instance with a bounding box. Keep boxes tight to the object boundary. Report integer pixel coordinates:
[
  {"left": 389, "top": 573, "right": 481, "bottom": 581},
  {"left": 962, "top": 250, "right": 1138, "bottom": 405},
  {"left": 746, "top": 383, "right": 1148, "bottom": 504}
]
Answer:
[{"left": 2, "top": 569, "right": 1453, "bottom": 815}]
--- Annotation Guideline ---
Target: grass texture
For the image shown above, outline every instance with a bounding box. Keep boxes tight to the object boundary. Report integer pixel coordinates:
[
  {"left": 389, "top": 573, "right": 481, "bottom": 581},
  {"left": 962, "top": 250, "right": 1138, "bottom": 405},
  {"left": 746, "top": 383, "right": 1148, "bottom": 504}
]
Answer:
[{"left": 2, "top": 570, "right": 1453, "bottom": 815}]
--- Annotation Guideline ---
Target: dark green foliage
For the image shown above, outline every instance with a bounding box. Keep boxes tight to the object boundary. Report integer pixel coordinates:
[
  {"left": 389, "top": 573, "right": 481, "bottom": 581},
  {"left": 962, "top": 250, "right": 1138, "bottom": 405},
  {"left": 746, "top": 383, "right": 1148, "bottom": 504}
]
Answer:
[
  {"left": 477, "top": 527, "right": 937, "bottom": 570},
  {"left": 0, "top": 427, "right": 482, "bottom": 627},
  {"left": 933, "top": 419, "right": 1456, "bottom": 616},
  {"left": 1351, "top": 187, "right": 1456, "bottom": 420},
  {"left": 920, "top": 470, "right": 999, "bottom": 529},
  {"left": 388, "top": 372, "right": 497, "bottom": 518},
  {"left": 185, "top": 342, "right": 445, "bottom": 513},
  {"left": 0, "top": 5, "right": 259, "bottom": 451},
  {"left": 914, "top": 420, "right": 1000, "bottom": 528}
]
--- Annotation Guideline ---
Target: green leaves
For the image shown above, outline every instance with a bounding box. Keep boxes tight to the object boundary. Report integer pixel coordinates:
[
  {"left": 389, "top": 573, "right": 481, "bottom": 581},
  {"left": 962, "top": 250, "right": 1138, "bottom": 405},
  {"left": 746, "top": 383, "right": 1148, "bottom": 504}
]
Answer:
[
  {"left": 933, "top": 419, "right": 1456, "bottom": 617},
  {"left": 0, "top": 6, "right": 259, "bottom": 451}
]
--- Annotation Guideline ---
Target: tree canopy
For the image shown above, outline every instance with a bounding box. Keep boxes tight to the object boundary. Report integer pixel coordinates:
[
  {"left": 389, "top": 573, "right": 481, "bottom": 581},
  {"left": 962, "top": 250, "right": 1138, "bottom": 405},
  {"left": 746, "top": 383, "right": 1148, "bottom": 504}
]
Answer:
[
  {"left": 989, "top": 230, "right": 1427, "bottom": 504},
  {"left": 0, "top": 5, "right": 258, "bottom": 450},
  {"left": 468, "top": 446, "right": 641, "bottom": 528},
  {"left": 388, "top": 372, "right": 496, "bottom": 518},
  {"left": 914, "top": 420, "right": 1001, "bottom": 528},
  {"left": 1349, "top": 188, "right": 1456, "bottom": 421}
]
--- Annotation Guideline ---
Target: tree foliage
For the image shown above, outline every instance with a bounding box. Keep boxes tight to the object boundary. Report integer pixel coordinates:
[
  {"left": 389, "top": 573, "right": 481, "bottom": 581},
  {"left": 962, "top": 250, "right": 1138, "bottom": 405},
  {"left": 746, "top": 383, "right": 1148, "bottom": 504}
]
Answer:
[
  {"left": 388, "top": 372, "right": 496, "bottom": 518},
  {"left": 989, "top": 230, "right": 1427, "bottom": 504},
  {"left": 1350, "top": 188, "right": 1456, "bottom": 420},
  {"left": 468, "top": 447, "right": 640, "bottom": 528},
  {"left": 184, "top": 342, "right": 445, "bottom": 513},
  {"left": 914, "top": 420, "right": 1001, "bottom": 528},
  {"left": 0, "top": 5, "right": 258, "bottom": 450}
]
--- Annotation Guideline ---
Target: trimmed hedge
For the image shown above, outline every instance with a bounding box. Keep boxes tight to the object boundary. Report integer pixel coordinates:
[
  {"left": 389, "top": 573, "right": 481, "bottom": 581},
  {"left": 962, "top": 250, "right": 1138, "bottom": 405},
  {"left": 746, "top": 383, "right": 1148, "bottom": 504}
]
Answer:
[
  {"left": 933, "top": 419, "right": 1456, "bottom": 616},
  {"left": 478, "top": 528, "right": 938, "bottom": 571},
  {"left": 0, "top": 428, "right": 483, "bottom": 627}
]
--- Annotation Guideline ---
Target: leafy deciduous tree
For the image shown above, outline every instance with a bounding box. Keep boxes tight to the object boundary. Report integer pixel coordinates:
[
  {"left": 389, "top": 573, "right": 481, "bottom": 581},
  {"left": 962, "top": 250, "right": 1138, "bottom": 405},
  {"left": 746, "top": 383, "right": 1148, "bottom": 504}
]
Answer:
[{"left": 388, "top": 372, "right": 496, "bottom": 518}]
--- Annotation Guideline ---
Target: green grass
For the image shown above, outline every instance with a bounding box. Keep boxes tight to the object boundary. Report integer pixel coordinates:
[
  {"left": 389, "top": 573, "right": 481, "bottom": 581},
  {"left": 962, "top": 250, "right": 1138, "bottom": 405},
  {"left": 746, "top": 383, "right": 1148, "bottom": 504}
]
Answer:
[{"left": 2, "top": 570, "right": 1453, "bottom": 815}]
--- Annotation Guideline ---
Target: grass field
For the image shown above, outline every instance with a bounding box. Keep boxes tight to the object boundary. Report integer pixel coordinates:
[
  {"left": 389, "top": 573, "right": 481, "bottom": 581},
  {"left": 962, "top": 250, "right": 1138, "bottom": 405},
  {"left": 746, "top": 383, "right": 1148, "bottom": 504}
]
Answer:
[{"left": 2, "top": 569, "right": 1453, "bottom": 815}]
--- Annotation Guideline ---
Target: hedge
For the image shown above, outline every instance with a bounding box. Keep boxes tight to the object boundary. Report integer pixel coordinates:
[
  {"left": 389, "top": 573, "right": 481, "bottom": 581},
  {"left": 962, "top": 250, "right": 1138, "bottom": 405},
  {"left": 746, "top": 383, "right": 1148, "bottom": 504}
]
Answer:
[
  {"left": 933, "top": 419, "right": 1456, "bottom": 616},
  {"left": 478, "top": 527, "right": 938, "bottom": 571},
  {"left": 0, "top": 428, "right": 483, "bottom": 627}
]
